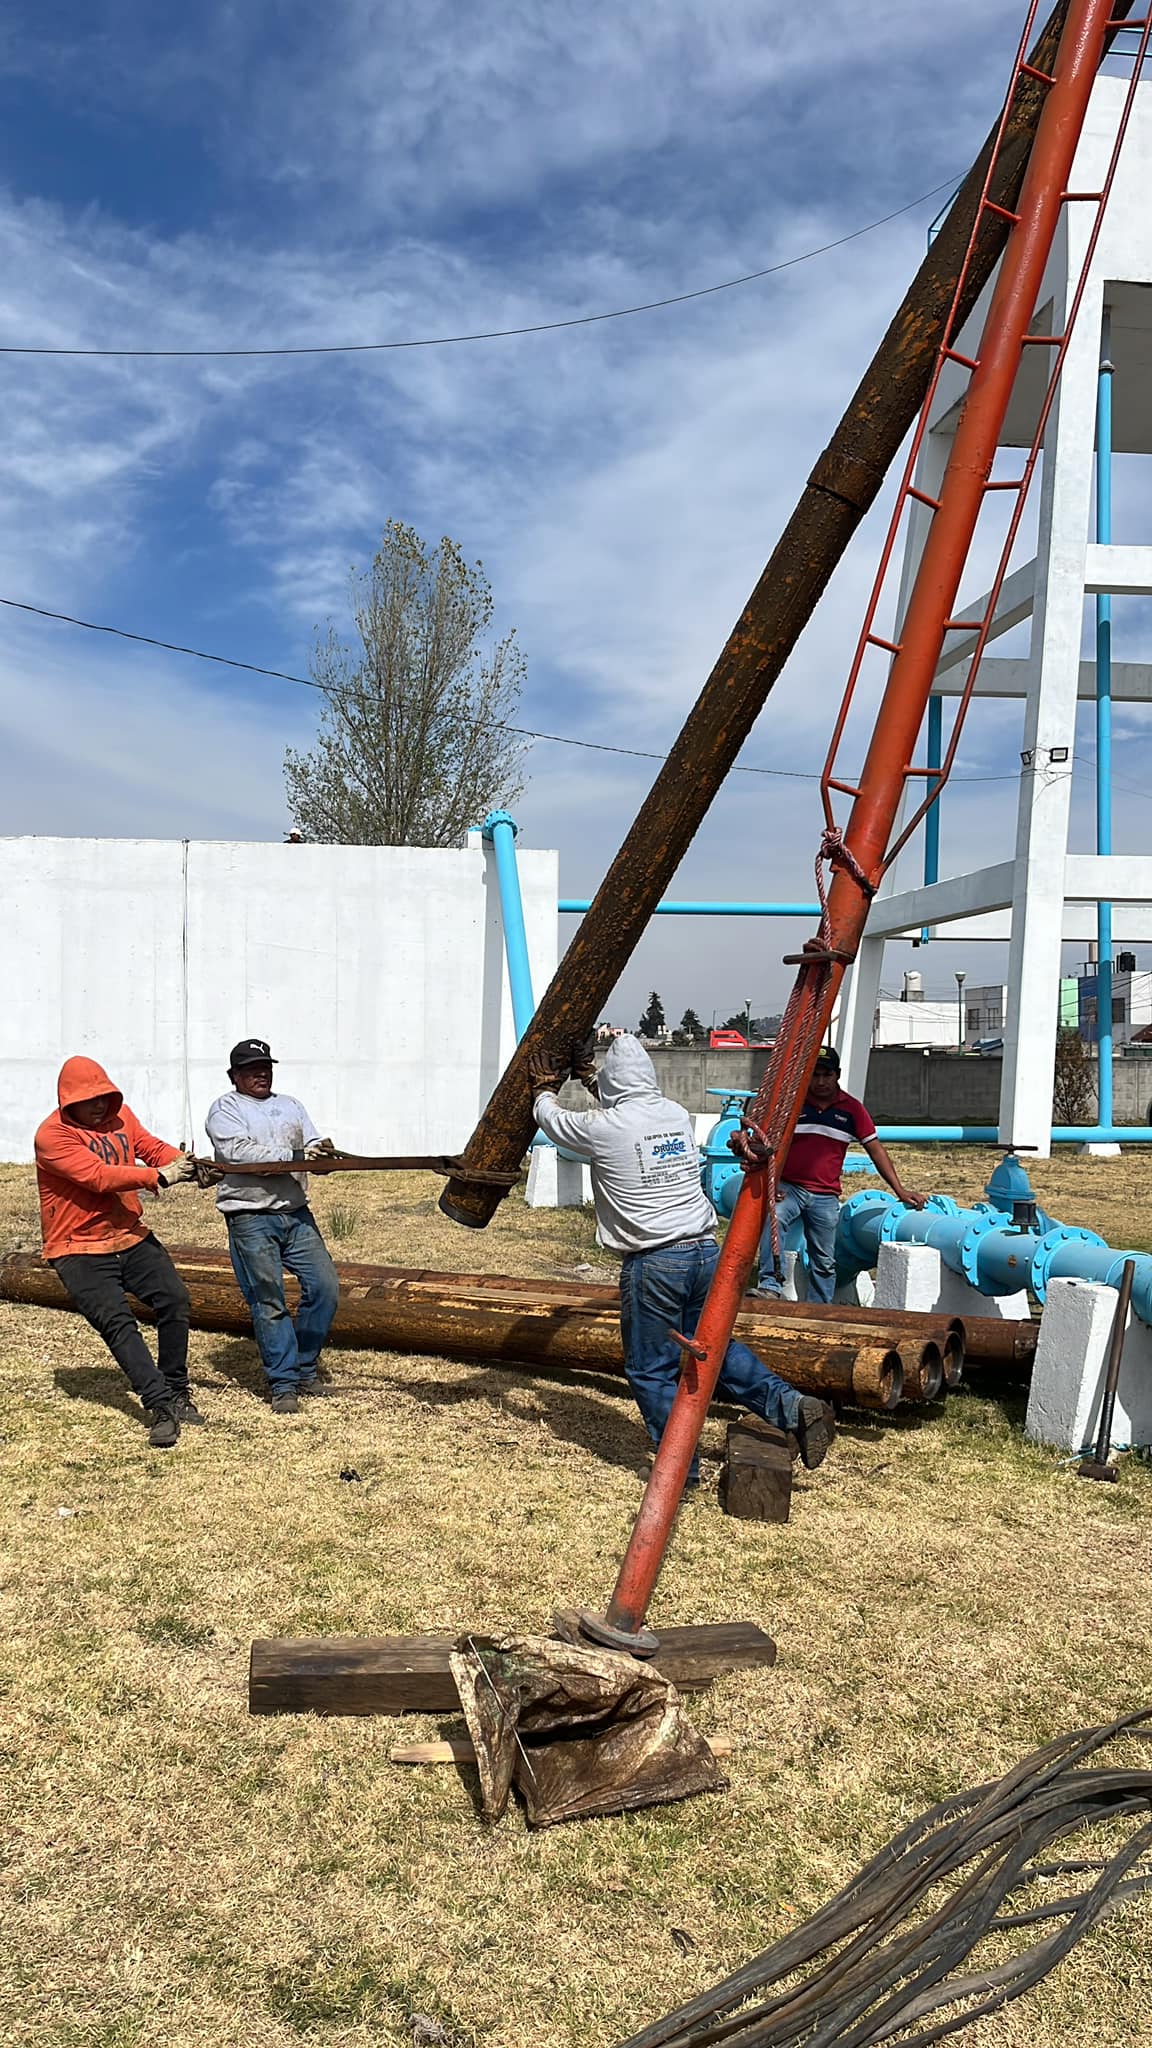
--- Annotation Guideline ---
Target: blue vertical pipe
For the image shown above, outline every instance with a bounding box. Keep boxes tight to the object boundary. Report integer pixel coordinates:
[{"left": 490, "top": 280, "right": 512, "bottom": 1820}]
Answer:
[
  {"left": 921, "top": 694, "right": 943, "bottom": 943},
  {"left": 482, "top": 809, "right": 535, "bottom": 1042},
  {"left": 1096, "top": 310, "right": 1114, "bottom": 1127}
]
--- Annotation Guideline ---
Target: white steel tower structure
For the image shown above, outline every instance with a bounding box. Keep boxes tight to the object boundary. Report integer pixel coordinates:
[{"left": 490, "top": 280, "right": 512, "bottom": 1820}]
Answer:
[{"left": 836, "top": 68, "right": 1152, "bottom": 1155}]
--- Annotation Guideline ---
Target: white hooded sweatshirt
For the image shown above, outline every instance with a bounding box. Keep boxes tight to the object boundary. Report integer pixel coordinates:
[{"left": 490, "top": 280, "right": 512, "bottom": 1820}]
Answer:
[{"left": 533, "top": 1034, "right": 717, "bottom": 1255}]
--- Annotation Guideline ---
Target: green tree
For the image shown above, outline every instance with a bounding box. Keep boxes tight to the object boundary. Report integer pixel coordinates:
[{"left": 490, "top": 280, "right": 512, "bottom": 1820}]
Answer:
[
  {"left": 1052, "top": 1027, "right": 1096, "bottom": 1124},
  {"left": 638, "top": 992, "right": 666, "bottom": 1039},
  {"left": 677, "top": 1007, "right": 705, "bottom": 1044},
  {"left": 723, "top": 1010, "right": 751, "bottom": 1036},
  {"left": 284, "top": 521, "right": 528, "bottom": 847}
]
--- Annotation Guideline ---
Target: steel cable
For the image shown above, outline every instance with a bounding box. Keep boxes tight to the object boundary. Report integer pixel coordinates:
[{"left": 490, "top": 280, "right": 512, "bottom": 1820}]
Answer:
[{"left": 615, "top": 1712, "right": 1152, "bottom": 2048}]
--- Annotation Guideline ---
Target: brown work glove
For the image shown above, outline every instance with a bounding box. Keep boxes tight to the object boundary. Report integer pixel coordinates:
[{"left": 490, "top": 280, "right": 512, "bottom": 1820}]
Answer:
[
  {"left": 157, "top": 1152, "right": 197, "bottom": 1188},
  {"left": 527, "top": 1048, "right": 569, "bottom": 1098},
  {"left": 305, "top": 1137, "right": 338, "bottom": 1158},
  {"left": 570, "top": 1035, "right": 599, "bottom": 1099}
]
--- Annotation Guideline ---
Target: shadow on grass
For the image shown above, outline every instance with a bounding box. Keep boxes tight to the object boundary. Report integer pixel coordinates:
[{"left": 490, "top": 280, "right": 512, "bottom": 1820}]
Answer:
[
  {"left": 52, "top": 1364, "right": 139, "bottom": 1418},
  {"left": 349, "top": 1358, "right": 651, "bottom": 1475},
  {"left": 202, "top": 1337, "right": 268, "bottom": 1395}
]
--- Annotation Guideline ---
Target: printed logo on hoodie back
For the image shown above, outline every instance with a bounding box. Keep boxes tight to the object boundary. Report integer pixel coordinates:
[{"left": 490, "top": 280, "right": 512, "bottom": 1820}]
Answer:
[{"left": 634, "top": 1128, "right": 697, "bottom": 1190}]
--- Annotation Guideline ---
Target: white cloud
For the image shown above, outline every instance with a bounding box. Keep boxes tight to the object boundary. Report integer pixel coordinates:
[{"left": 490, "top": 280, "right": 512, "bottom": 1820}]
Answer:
[{"left": 0, "top": 0, "right": 1146, "bottom": 1034}]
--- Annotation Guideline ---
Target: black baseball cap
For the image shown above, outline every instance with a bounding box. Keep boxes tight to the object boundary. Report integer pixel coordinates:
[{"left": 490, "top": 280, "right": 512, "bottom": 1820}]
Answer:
[
  {"left": 813, "top": 1046, "right": 840, "bottom": 1072},
  {"left": 229, "top": 1038, "right": 277, "bottom": 1070}
]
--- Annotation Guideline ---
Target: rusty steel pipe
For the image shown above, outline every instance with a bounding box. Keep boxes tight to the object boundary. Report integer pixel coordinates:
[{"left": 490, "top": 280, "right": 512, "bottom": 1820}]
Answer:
[
  {"left": 728, "top": 1308, "right": 947, "bottom": 1400},
  {"left": 0, "top": 1251, "right": 901, "bottom": 1410},
  {"left": 958, "top": 1314, "right": 1039, "bottom": 1366},
  {"left": 941, "top": 1331, "right": 965, "bottom": 1390},
  {"left": 595, "top": 0, "right": 1117, "bottom": 1645},
  {"left": 438, "top": 0, "right": 1120, "bottom": 1233},
  {"left": 898, "top": 1341, "right": 945, "bottom": 1405}
]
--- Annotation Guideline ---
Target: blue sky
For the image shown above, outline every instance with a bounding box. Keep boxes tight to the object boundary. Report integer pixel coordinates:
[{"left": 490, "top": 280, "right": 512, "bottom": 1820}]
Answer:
[{"left": 0, "top": 1, "right": 1148, "bottom": 1025}]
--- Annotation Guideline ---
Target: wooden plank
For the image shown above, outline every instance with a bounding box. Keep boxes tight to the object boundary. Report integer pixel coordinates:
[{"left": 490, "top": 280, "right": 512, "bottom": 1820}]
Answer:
[
  {"left": 389, "top": 1733, "right": 735, "bottom": 1764},
  {"left": 249, "top": 1621, "right": 777, "bottom": 1717}
]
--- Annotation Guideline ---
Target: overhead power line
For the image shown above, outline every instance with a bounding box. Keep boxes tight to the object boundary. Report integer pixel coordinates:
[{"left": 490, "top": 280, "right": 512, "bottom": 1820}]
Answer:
[
  {"left": 0, "top": 590, "right": 1020, "bottom": 787},
  {"left": 0, "top": 178, "right": 960, "bottom": 359}
]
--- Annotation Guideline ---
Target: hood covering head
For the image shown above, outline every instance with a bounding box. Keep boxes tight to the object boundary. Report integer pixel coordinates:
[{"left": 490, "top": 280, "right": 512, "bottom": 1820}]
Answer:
[
  {"left": 597, "top": 1034, "right": 662, "bottom": 1109},
  {"left": 57, "top": 1056, "right": 123, "bottom": 1119}
]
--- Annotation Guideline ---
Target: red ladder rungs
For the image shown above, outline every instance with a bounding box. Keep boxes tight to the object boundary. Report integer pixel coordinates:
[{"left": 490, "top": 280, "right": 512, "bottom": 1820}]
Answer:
[
  {"left": 983, "top": 198, "right": 1021, "bottom": 224},
  {"left": 908, "top": 486, "right": 942, "bottom": 510},
  {"left": 1021, "top": 332, "right": 1066, "bottom": 345},
  {"left": 1020, "top": 61, "right": 1056, "bottom": 83},
  {"left": 942, "top": 347, "right": 980, "bottom": 370},
  {"left": 866, "top": 633, "right": 903, "bottom": 655},
  {"left": 984, "top": 476, "right": 1027, "bottom": 491}
]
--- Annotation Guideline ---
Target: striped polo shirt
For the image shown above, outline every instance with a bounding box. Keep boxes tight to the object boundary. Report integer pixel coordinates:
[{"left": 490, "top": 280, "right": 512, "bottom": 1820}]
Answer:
[{"left": 781, "top": 1089, "right": 876, "bottom": 1196}]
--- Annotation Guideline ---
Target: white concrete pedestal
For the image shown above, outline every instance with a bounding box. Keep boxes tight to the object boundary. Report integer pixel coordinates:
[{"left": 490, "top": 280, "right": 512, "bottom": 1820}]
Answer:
[
  {"left": 779, "top": 1250, "right": 875, "bottom": 1307},
  {"left": 872, "top": 1241, "right": 1030, "bottom": 1321},
  {"left": 524, "top": 1147, "right": 592, "bottom": 1209},
  {"left": 1026, "top": 1276, "right": 1152, "bottom": 1454}
]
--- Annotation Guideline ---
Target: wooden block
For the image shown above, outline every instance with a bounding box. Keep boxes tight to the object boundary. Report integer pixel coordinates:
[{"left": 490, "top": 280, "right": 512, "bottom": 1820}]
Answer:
[
  {"left": 249, "top": 1621, "right": 777, "bottom": 1717},
  {"left": 718, "top": 1415, "right": 794, "bottom": 1524}
]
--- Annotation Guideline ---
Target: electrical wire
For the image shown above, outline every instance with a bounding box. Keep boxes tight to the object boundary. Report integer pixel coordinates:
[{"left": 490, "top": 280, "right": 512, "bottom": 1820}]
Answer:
[
  {"left": 0, "top": 591, "right": 1027, "bottom": 787},
  {"left": 0, "top": 179, "right": 962, "bottom": 360},
  {"left": 615, "top": 1712, "right": 1152, "bottom": 2048}
]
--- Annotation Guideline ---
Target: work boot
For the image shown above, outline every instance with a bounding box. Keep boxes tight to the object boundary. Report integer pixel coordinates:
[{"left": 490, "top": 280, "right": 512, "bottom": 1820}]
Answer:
[
  {"left": 173, "top": 1394, "right": 206, "bottom": 1425},
  {"left": 793, "top": 1397, "right": 835, "bottom": 1472},
  {"left": 297, "top": 1377, "right": 333, "bottom": 1398},
  {"left": 270, "top": 1388, "right": 299, "bottom": 1415},
  {"left": 147, "top": 1400, "right": 181, "bottom": 1449}
]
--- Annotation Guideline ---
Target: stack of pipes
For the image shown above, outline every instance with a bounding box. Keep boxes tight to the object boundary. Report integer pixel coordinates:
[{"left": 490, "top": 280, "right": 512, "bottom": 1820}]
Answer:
[{"left": 0, "top": 1249, "right": 1027, "bottom": 1415}]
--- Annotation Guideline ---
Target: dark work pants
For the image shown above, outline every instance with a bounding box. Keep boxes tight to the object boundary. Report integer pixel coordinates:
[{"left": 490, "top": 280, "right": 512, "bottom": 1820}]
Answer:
[{"left": 51, "top": 1234, "right": 191, "bottom": 1413}]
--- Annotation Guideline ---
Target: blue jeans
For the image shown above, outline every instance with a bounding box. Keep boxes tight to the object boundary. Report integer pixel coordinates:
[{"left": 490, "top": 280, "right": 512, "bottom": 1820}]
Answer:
[
  {"left": 619, "top": 1238, "right": 805, "bottom": 1482},
  {"left": 225, "top": 1207, "right": 339, "bottom": 1390},
  {"left": 757, "top": 1183, "right": 840, "bottom": 1304}
]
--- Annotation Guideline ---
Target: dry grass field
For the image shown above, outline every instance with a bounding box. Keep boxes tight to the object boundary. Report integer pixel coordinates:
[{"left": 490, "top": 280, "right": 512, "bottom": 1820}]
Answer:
[{"left": 2, "top": 1147, "right": 1152, "bottom": 2048}]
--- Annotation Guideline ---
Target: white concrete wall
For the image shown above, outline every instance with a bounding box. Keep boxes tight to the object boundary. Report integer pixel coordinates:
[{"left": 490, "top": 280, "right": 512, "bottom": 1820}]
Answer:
[{"left": 0, "top": 835, "right": 559, "bottom": 1161}]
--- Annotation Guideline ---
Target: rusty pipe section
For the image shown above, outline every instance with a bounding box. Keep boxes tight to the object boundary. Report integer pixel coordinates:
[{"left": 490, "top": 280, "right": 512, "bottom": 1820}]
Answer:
[
  {"left": 1, "top": 1250, "right": 916, "bottom": 1410},
  {"left": 438, "top": 0, "right": 1136, "bottom": 1232}
]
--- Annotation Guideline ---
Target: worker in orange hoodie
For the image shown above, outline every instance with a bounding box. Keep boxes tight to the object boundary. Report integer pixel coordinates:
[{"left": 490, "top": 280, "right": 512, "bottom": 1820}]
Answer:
[{"left": 35, "top": 1057, "right": 201, "bottom": 1448}]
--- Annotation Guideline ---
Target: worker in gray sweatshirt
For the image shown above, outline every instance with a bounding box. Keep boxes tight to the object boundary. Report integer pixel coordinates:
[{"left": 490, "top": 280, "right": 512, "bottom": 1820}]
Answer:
[
  {"left": 530, "top": 1034, "right": 834, "bottom": 1481},
  {"left": 205, "top": 1037, "right": 340, "bottom": 1414}
]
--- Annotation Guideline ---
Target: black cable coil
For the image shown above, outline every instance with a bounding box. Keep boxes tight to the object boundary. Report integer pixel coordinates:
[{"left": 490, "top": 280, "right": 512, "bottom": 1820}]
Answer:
[{"left": 617, "top": 1711, "right": 1152, "bottom": 2048}]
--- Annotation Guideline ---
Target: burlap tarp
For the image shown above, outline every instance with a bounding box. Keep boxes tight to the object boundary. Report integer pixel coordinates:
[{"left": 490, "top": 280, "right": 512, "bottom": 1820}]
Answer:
[{"left": 448, "top": 1632, "right": 726, "bottom": 1828}]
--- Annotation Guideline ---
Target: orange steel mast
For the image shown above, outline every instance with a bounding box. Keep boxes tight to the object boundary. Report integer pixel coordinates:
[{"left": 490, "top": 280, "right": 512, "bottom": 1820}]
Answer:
[{"left": 582, "top": 0, "right": 1148, "bottom": 1652}]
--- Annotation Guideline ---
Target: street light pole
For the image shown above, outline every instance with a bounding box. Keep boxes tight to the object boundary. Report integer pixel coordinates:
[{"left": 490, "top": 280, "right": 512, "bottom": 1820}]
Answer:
[{"left": 956, "top": 970, "right": 968, "bottom": 1052}]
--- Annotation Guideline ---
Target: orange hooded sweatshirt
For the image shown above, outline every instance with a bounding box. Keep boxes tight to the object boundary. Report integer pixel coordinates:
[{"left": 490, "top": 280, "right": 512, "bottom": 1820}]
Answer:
[{"left": 34, "top": 1057, "right": 182, "bottom": 1261}]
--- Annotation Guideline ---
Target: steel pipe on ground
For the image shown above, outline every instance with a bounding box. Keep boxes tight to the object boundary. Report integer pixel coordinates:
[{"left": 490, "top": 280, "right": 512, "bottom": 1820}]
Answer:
[
  {"left": 740, "top": 1299, "right": 963, "bottom": 1388},
  {"left": 0, "top": 1251, "right": 903, "bottom": 1412},
  {"left": 438, "top": 0, "right": 1108, "bottom": 1231}
]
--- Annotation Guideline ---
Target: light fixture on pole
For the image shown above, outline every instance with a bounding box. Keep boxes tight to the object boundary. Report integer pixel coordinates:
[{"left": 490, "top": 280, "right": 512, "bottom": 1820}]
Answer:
[{"left": 955, "top": 970, "right": 967, "bottom": 1052}]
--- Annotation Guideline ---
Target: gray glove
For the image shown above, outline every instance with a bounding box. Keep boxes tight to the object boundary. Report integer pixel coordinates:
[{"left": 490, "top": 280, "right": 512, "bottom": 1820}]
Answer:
[
  {"left": 305, "top": 1138, "right": 338, "bottom": 1159},
  {"left": 158, "top": 1152, "right": 197, "bottom": 1187}
]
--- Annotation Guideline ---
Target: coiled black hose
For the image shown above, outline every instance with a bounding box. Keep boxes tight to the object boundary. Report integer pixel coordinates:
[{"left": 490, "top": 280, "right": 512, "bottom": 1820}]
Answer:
[{"left": 617, "top": 1711, "right": 1152, "bottom": 2048}]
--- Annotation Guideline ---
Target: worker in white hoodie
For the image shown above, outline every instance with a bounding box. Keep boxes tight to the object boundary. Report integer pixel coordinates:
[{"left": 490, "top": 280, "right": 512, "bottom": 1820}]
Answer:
[{"left": 530, "top": 1034, "right": 834, "bottom": 1482}]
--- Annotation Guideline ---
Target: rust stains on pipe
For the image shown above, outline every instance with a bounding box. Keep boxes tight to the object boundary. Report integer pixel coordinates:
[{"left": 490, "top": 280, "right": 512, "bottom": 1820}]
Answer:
[
  {"left": 0, "top": 1250, "right": 903, "bottom": 1410},
  {"left": 437, "top": 1, "right": 1131, "bottom": 1232}
]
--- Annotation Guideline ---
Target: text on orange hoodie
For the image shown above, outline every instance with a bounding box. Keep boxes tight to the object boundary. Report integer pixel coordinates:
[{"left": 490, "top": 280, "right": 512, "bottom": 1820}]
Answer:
[{"left": 34, "top": 1057, "right": 181, "bottom": 1261}]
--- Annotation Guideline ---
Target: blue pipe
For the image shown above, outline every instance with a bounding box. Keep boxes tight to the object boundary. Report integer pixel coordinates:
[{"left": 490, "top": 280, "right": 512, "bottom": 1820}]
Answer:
[
  {"left": 483, "top": 810, "right": 587, "bottom": 1165},
  {"left": 921, "top": 694, "right": 943, "bottom": 944},
  {"left": 559, "top": 899, "right": 820, "bottom": 916},
  {"left": 483, "top": 810, "right": 536, "bottom": 1043},
  {"left": 867, "top": 1126, "right": 1152, "bottom": 1144},
  {"left": 1096, "top": 309, "right": 1115, "bottom": 1128}
]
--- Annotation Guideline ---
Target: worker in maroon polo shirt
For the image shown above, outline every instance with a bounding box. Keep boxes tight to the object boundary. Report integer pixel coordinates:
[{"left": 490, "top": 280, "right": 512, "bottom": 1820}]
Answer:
[{"left": 753, "top": 1047, "right": 925, "bottom": 1304}]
